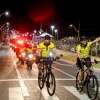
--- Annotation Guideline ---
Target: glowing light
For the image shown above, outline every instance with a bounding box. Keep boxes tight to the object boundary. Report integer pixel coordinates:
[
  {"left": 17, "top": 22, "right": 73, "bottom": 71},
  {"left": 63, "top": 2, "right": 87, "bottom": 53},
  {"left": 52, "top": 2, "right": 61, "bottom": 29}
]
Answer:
[
  {"left": 17, "top": 40, "right": 24, "bottom": 45},
  {"left": 51, "top": 25, "right": 55, "bottom": 30},
  {"left": 5, "top": 11, "right": 10, "bottom": 16}
]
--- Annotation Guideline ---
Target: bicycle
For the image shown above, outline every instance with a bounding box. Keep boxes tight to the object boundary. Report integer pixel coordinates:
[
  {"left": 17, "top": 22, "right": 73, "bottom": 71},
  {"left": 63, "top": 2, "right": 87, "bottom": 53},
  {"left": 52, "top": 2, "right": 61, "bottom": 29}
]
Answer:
[
  {"left": 38, "top": 52, "right": 56, "bottom": 96},
  {"left": 76, "top": 58, "right": 99, "bottom": 100}
]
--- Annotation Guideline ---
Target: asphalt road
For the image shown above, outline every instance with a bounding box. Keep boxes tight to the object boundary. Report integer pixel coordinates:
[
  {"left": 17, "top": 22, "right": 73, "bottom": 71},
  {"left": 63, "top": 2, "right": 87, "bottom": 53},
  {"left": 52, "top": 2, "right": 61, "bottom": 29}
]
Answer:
[{"left": 0, "top": 46, "right": 100, "bottom": 100}]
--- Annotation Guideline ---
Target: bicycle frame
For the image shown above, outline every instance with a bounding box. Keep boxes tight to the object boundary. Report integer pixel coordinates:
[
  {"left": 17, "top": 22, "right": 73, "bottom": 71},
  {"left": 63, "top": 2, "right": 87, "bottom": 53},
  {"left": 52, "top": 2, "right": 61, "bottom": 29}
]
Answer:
[
  {"left": 79, "top": 58, "right": 96, "bottom": 85},
  {"left": 78, "top": 58, "right": 94, "bottom": 83},
  {"left": 42, "top": 57, "right": 54, "bottom": 80}
]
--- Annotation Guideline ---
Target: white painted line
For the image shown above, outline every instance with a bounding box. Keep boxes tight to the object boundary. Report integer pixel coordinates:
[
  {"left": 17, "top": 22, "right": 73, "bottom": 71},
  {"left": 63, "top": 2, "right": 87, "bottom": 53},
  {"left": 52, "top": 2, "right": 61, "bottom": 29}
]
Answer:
[
  {"left": 0, "top": 78, "right": 76, "bottom": 81},
  {"left": 1, "top": 78, "right": 100, "bottom": 81},
  {"left": 32, "top": 63, "right": 38, "bottom": 72},
  {"left": 0, "top": 79, "right": 19, "bottom": 81},
  {"left": 53, "top": 67, "right": 75, "bottom": 79},
  {"left": 22, "top": 78, "right": 76, "bottom": 81},
  {"left": 41, "top": 86, "right": 60, "bottom": 100},
  {"left": 0, "top": 50, "right": 10, "bottom": 57},
  {"left": 10, "top": 49, "right": 29, "bottom": 97},
  {"left": 64, "top": 86, "right": 90, "bottom": 100},
  {"left": 9, "top": 87, "right": 24, "bottom": 100},
  {"left": 13, "top": 61, "right": 29, "bottom": 97}
]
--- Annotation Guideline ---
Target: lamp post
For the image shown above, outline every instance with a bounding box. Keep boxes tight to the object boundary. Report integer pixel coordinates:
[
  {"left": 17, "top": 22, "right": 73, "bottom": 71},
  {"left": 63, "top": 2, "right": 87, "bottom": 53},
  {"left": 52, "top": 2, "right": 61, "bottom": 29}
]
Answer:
[
  {"left": 0, "top": 11, "right": 10, "bottom": 17},
  {"left": 69, "top": 22, "right": 80, "bottom": 41},
  {"left": 50, "top": 25, "right": 55, "bottom": 36},
  {"left": 5, "top": 11, "right": 10, "bottom": 17},
  {"left": 54, "top": 29, "right": 58, "bottom": 40}
]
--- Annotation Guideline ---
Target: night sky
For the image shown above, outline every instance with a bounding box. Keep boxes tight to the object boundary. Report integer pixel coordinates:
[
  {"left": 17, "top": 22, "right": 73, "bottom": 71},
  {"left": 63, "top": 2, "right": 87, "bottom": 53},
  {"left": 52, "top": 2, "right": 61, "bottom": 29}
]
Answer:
[{"left": 0, "top": 0, "right": 100, "bottom": 37}]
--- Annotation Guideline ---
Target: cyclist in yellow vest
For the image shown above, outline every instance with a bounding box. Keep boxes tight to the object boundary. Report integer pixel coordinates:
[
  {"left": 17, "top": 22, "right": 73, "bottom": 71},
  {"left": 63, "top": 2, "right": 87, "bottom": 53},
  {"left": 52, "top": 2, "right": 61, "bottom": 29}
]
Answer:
[
  {"left": 76, "top": 37, "right": 97, "bottom": 92},
  {"left": 36, "top": 35, "right": 55, "bottom": 64},
  {"left": 38, "top": 35, "right": 55, "bottom": 58},
  {"left": 76, "top": 37, "right": 92, "bottom": 68},
  {"left": 76, "top": 37, "right": 93, "bottom": 92}
]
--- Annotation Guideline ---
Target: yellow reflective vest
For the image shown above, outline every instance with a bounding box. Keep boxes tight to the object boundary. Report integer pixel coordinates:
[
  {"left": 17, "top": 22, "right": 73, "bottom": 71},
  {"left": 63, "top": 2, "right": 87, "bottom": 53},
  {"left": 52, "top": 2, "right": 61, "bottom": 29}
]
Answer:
[
  {"left": 76, "top": 42, "right": 92, "bottom": 58},
  {"left": 38, "top": 42, "right": 55, "bottom": 57}
]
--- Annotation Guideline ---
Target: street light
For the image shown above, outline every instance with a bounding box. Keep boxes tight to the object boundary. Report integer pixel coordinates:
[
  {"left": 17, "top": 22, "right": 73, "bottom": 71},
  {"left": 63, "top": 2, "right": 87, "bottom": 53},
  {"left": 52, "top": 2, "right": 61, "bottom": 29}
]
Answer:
[
  {"left": 69, "top": 24, "right": 73, "bottom": 27},
  {"left": 54, "top": 29, "right": 58, "bottom": 33},
  {"left": 54, "top": 29, "right": 58, "bottom": 40},
  {"left": 5, "top": 11, "right": 10, "bottom": 16},
  {"left": 51, "top": 25, "right": 55, "bottom": 30},
  {"left": 69, "top": 23, "right": 80, "bottom": 41},
  {"left": 50, "top": 25, "right": 55, "bottom": 36},
  {"left": 0, "top": 11, "right": 10, "bottom": 17},
  {"left": 6, "top": 22, "right": 10, "bottom": 26}
]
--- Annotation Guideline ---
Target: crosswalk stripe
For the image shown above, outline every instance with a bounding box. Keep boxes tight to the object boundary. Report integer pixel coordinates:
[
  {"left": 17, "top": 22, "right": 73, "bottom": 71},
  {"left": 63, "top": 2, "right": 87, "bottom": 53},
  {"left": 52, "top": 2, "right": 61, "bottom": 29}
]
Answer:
[
  {"left": 1, "top": 78, "right": 100, "bottom": 81},
  {"left": 40, "top": 87, "right": 60, "bottom": 100},
  {"left": 9, "top": 87, "right": 24, "bottom": 100},
  {"left": 64, "top": 86, "right": 90, "bottom": 100},
  {"left": 0, "top": 78, "right": 76, "bottom": 81},
  {"left": 0, "top": 50, "right": 10, "bottom": 57}
]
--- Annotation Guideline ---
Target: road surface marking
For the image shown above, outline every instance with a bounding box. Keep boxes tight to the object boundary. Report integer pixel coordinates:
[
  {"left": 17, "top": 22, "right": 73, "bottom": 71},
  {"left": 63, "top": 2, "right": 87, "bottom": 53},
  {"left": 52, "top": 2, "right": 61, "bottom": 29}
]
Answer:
[
  {"left": 32, "top": 63, "right": 38, "bottom": 72},
  {"left": 53, "top": 67, "right": 75, "bottom": 79},
  {"left": 64, "top": 86, "right": 90, "bottom": 100},
  {"left": 1, "top": 78, "right": 100, "bottom": 81},
  {"left": 13, "top": 61, "right": 29, "bottom": 97},
  {"left": 0, "top": 78, "right": 76, "bottom": 81},
  {"left": 40, "top": 86, "right": 60, "bottom": 100},
  {"left": 0, "top": 50, "right": 10, "bottom": 57},
  {"left": 9, "top": 87, "right": 24, "bottom": 100},
  {"left": 10, "top": 49, "right": 29, "bottom": 96}
]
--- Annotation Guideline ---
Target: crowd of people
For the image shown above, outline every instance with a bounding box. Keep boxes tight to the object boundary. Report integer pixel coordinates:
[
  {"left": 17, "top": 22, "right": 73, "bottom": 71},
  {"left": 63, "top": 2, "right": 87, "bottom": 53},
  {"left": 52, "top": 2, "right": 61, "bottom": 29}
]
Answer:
[{"left": 56, "top": 36, "right": 77, "bottom": 52}]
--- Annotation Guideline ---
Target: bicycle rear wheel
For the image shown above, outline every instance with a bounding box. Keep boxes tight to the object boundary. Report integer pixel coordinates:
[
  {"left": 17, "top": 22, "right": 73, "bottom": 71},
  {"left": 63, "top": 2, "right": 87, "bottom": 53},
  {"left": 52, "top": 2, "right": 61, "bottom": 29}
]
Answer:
[
  {"left": 47, "top": 72, "right": 56, "bottom": 96},
  {"left": 87, "top": 75, "right": 99, "bottom": 100}
]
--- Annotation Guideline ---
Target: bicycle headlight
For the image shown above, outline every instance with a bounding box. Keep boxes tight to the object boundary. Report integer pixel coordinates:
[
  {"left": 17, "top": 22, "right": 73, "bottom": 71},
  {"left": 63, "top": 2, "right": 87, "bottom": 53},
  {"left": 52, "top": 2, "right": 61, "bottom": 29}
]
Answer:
[{"left": 49, "top": 52, "right": 53, "bottom": 57}]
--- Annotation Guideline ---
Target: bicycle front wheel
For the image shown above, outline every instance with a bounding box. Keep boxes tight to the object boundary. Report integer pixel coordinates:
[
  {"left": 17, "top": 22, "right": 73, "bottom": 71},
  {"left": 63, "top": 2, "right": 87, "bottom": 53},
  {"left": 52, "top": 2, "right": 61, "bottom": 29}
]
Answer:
[
  {"left": 47, "top": 72, "right": 56, "bottom": 96},
  {"left": 38, "top": 69, "right": 45, "bottom": 89},
  {"left": 87, "top": 75, "right": 99, "bottom": 100},
  {"left": 76, "top": 72, "right": 80, "bottom": 90}
]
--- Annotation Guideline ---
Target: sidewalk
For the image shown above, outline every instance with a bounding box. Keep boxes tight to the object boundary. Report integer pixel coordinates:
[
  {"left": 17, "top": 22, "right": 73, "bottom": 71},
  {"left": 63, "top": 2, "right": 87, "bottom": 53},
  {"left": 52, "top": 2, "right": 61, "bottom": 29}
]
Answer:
[{"left": 55, "top": 49, "right": 100, "bottom": 71}]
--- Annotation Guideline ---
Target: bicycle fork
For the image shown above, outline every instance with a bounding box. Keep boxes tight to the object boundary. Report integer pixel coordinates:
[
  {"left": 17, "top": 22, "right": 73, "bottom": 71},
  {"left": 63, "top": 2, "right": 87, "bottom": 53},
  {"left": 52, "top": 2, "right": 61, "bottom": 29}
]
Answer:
[{"left": 46, "top": 65, "right": 52, "bottom": 88}]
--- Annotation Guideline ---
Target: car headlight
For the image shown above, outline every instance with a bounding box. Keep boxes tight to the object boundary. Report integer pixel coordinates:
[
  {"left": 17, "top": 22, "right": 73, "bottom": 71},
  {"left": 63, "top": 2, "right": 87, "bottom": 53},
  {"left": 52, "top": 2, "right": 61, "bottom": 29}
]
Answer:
[
  {"left": 28, "top": 54, "right": 33, "bottom": 59},
  {"left": 21, "top": 52, "right": 26, "bottom": 57}
]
